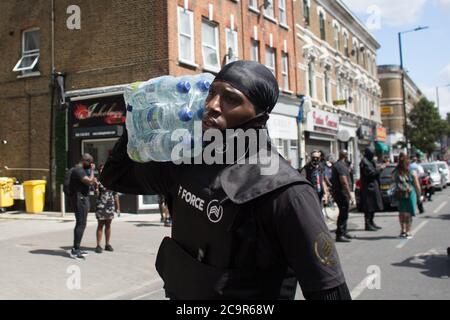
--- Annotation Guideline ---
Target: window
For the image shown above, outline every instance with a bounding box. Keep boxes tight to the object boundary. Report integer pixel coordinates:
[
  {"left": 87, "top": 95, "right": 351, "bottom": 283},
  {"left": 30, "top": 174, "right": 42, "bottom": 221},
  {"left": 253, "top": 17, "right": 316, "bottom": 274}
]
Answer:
[
  {"left": 265, "top": 46, "right": 276, "bottom": 75},
  {"left": 307, "top": 62, "right": 315, "bottom": 98},
  {"left": 333, "top": 25, "right": 340, "bottom": 50},
  {"left": 324, "top": 71, "right": 330, "bottom": 103},
  {"left": 264, "top": 0, "right": 275, "bottom": 18},
  {"left": 251, "top": 39, "right": 260, "bottom": 62},
  {"left": 225, "top": 28, "right": 239, "bottom": 64},
  {"left": 249, "top": 0, "right": 258, "bottom": 9},
  {"left": 202, "top": 20, "right": 220, "bottom": 71},
  {"left": 303, "top": 0, "right": 310, "bottom": 26},
  {"left": 177, "top": 7, "right": 195, "bottom": 65},
  {"left": 319, "top": 12, "right": 326, "bottom": 41},
  {"left": 279, "top": 0, "right": 287, "bottom": 25},
  {"left": 13, "top": 28, "right": 40, "bottom": 73},
  {"left": 281, "top": 52, "right": 289, "bottom": 90},
  {"left": 343, "top": 33, "right": 349, "bottom": 57}
]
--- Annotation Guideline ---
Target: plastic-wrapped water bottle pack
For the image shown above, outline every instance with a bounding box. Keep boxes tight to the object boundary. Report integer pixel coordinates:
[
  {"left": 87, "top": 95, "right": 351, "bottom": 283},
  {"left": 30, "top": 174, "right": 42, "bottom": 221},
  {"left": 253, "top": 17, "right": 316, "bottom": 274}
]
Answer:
[{"left": 123, "top": 73, "right": 214, "bottom": 163}]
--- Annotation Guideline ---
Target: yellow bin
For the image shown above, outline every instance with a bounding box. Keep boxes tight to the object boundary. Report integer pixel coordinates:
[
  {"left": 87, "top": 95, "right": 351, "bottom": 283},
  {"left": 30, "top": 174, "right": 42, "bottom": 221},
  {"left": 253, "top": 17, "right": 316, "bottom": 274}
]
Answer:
[
  {"left": 0, "top": 177, "right": 15, "bottom": 208},
  {"left": 23, "top": 180, "right": 46, "bottom": 213}
]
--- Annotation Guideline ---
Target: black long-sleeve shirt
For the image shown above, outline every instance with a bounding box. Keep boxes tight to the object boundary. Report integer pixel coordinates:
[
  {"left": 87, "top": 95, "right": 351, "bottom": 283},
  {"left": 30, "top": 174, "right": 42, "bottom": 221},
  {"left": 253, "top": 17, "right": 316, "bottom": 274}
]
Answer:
[{"left": 101, "top": 131, "right": 351, "bottom": 300}]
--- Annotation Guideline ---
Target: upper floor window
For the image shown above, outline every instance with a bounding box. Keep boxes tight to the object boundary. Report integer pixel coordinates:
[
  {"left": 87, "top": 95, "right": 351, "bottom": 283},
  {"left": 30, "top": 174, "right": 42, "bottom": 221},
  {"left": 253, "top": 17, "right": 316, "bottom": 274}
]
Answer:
[
  {"left": 177, "top": 8, "right": 195, "bottom": 65},
  {"left": 343, "top": 32, "right": 349, "bottom": 57},
  {"left": 281, "top": 52, "right": 289, "bottom": 90},
  {"left": 307, "top": 61, "right": 315, "bottom": 98},
  {"left": 249, "top": 0, "right": 258, "bottom": 10},
  {"left": 319, "top": 12, "right": 326, "bottom": 41},
  {"left": 333, "top": 25, "right": 340, "bottom": 50},
  {"left": 324, "top": 70, "right": 331, "bottom": 103},
  {"left": 13, "top": 28, "right": 40, "bottom": 74},
  {"left": 251, "top": 39, "right": 260, "bottom": 62},
  {"left": 303, "top": 0, "right": 310, "bottom": 26},
  {"left": 279, "top": 0, "right": 287, "bottom": 25},
  {"left": 263, "top": 0, "right": 275, "bottom": 19},
  {"left": 202, "top": 20, "right": 220, "bottom": 71},
  {"left": 265, "top": 46, "right": 276, "bottom": 76},
  {"left": 225, "top": 28, "right": 239, "bottom": 64}
]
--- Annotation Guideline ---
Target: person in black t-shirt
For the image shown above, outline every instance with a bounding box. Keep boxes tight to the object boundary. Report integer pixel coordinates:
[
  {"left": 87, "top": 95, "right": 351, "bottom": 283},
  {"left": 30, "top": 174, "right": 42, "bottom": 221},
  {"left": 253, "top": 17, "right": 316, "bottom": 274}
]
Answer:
[
  {"left": 331, "top": 150, "right": 354, "bottom": 243},
  {"left": 68, "top": 154, "right": 98, "bottom": 260}
]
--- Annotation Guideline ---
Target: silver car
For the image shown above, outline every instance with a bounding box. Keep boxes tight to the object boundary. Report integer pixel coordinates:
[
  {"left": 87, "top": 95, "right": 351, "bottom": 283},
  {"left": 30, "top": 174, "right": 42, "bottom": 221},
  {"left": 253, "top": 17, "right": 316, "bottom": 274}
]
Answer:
[
  {"left": 422, "top": 163, "right": 445, "bottom": 191},
  {"left": 437, "top": 161, "right": 450, "bottom": 186}
]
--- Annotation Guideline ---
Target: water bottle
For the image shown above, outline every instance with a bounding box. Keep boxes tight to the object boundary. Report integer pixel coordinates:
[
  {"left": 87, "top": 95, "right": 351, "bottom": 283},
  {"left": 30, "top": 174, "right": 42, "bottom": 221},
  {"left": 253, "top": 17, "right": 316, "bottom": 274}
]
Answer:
[
  {"left": 143, "top": 76, "right": 191, "bottom": 104},
  {"left": 191, "top": 74, "right": 214, "bottom": 117},
  {"left": 132, "top": 102, "right": 193, "bottom": 134},
  {"left": 138, "top": 130, "right": 193, "bottom": 162}
]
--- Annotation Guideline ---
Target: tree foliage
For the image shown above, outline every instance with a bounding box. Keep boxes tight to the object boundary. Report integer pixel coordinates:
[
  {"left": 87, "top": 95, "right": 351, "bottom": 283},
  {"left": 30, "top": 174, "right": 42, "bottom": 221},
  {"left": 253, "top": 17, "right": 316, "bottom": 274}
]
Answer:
[{"left": 408, "top": 97, "right": 449, "bottom": 156}]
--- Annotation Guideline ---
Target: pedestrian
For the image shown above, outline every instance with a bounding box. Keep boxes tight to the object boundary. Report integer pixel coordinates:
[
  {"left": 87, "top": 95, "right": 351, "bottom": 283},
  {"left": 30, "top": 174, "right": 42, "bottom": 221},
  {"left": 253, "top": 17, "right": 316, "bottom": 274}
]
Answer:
[
  {"left": 410, "top": 156, "right": 425, "bottom": 213},
  {"left": 94, "top": 164, "right": 119, "bottom": 253},
  {"left": 359, "top": 147, "right": 384, "bottom": 231},
  {"left": 101, "top": 61, "right": 351, "bottom": 300},
  {"left": 158, "top": 195, "right": 172, "bottom": 227},
  {"left": 299, "top": 150, "right": 330, "bottom": 207},
  {"left": 393, "top": 153, "right": 422, "bottom": 239},
  {"left": 68, "top": 154, "right": 97, "bottom": 260},
  {"left": 331, "top": 150, "right": 354, "bottom": 242}
]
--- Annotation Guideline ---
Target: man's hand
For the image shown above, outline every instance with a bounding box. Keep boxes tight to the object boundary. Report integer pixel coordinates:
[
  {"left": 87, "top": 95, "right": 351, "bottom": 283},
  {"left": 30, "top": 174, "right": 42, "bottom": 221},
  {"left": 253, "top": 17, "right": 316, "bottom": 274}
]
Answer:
[{"left": 90, "top": 163, "right": 96, "bottom": 171}]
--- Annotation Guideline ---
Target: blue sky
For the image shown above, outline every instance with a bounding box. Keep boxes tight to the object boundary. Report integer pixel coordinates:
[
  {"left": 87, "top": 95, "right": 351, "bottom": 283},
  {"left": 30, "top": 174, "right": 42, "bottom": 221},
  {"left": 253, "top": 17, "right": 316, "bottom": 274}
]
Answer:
[{"left": 342, "top": 0, "right": 450, "bottom": 118}]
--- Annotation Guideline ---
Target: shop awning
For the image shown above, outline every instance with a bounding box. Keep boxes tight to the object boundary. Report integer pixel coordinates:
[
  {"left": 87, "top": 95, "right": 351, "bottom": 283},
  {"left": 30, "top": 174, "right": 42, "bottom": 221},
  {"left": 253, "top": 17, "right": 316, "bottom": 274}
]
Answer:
[{"left": 375, "top": 141, "right": 390, "bottom": 154}]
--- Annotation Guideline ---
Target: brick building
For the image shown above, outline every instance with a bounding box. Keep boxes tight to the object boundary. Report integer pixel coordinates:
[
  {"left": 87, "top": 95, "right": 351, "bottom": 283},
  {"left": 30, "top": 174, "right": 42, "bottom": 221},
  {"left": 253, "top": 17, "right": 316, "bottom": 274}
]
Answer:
[
  {"left": 0, "top": 0, "right": 382, "bottom": 211},
  {"left": 293, "top": 0, "right": 383, "bottom": 173},
  {"left": 378, "top": 65, "right": 423, "bottom": 159}
]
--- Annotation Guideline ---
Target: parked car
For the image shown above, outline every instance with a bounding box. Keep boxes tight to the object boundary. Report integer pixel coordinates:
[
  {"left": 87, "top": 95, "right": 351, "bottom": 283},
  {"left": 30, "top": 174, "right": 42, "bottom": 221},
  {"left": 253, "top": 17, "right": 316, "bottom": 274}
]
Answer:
[
  {"left": 436, "top": 161, "right": 450, "bottom": 186},
  {"left": 355, "top": 164, "right": 397, "bottom": 211},
  {"left": 421, "top": 163, "right": 445, "bottom": 191}
]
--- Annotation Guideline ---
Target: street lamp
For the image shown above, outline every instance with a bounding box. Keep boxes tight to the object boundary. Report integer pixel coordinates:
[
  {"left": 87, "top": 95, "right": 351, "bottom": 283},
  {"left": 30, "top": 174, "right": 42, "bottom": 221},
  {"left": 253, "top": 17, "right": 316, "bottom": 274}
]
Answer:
[
  {"left": 436, "top": 84, "right": 450, "bottom": 114},
  {"left": 398, "top": 26, "right": 429, "bottom": 153}
]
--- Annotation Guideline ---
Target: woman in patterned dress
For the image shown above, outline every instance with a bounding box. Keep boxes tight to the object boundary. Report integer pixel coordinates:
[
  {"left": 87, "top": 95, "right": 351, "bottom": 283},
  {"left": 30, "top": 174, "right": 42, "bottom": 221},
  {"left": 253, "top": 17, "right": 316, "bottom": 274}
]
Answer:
[{"left": 95, "top": 164, "right": 120, "bottom": 253}]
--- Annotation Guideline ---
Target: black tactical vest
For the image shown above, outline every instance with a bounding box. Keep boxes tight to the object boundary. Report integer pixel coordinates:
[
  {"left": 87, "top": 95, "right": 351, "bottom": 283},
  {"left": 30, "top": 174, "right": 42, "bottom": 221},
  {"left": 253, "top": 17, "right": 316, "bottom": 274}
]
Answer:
[{"left": 155, "top": 147, "right": 310, "bottom": 300}]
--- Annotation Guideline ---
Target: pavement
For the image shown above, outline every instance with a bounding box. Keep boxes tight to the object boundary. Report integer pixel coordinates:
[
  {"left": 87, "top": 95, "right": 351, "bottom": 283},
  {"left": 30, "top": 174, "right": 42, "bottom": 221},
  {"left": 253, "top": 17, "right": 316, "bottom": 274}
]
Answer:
[{"left": 0, "top": 190, "right": 448, "bottom": 300}]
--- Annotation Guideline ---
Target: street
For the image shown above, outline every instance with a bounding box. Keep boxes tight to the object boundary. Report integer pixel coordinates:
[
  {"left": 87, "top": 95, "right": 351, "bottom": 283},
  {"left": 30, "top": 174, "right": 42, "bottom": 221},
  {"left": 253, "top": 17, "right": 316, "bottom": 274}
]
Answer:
[{"left": 0, "top": 189, "right": 449, "bottom": 300}]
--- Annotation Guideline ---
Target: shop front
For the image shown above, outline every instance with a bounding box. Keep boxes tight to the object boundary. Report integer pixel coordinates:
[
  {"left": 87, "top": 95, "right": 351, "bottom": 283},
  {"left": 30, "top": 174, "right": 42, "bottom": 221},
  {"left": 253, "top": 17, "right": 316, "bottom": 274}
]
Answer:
[
  {"left": 304, "top": 108, "right": 339, "bottom": 161},
  {"left": 67, "top": 88, "right": 159, "bottom": 214}
]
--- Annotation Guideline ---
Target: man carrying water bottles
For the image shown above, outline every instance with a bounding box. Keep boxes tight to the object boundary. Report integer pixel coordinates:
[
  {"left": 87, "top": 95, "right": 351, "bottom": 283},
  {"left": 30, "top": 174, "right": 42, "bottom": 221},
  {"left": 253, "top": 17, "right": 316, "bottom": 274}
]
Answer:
[{"left": 101, "top": 61, "right": 350, "bottom": 300}]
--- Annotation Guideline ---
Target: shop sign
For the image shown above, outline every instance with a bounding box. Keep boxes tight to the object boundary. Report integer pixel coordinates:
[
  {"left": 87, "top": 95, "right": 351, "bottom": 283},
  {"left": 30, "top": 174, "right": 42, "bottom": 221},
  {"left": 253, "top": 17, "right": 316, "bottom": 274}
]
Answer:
[
  {"left": 358, "top": 124, "right": 373, "bottom": 140},
  {"left": 333, "top": 99, "right": 347, "bottom": 106},
  {"left": 267, "top": 114, "right": 298, "bottom": 140},
  {"left": 72, "top": 126, "right": 123, "bottom": 139},
  {"left": 70, "top": 94, "right": 126, "bottom": 128},
  {"left": 380, "top": 106, "right": 393, "bottom": 115},
  {"left": 376, "top": 127, "right": 387, "bottom": 142},
  {"left": 337, "top": 129, "right": 351, "bottom": 142},
  {"left": 307, "top": 108, "right": 339, "bottom": 133}
]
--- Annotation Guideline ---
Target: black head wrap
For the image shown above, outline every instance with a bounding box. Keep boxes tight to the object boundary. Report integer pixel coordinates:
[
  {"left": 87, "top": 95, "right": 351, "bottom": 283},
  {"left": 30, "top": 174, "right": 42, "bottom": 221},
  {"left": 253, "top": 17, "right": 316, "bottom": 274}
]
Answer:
[
  {"left": 214, "top": 60, "right": 279, "bottom": 114},
  {"left": 365, "top": 147, "right": 375, "bottom": 161}
]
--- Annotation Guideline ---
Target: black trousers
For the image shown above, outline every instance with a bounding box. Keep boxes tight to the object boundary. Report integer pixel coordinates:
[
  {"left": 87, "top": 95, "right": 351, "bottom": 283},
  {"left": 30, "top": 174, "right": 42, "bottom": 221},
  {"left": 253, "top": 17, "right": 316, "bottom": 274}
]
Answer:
[
  {"left": 70, "top": 193, "right": 90, "bottom": 250},
  {"left": 335, "top": 197, "right": 350, "bottom": 237}
]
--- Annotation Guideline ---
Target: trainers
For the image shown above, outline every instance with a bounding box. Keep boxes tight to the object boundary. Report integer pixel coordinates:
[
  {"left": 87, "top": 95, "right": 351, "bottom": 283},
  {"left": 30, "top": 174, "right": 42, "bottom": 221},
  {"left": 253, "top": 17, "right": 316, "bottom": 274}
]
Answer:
[
  {"left": 69, "top": 249, "right": 85, "bottom": 260},
  {"left": 406, "top": 233, "right": 413, "bottom": 239},
  {"left": 105, "top": 244, "right": 114, "bottom": 252},
  {"left": 399, "top": 232, "right": 407, "bottom": 238},
  {"left": 80, "top": 250, "right": 89, "bottom": 257},
  {"left": 95, "top": 246, "right": 103, "bottom": 254},
  {"left": 336, "top": 236, "right": 351, "bottom": 243}
]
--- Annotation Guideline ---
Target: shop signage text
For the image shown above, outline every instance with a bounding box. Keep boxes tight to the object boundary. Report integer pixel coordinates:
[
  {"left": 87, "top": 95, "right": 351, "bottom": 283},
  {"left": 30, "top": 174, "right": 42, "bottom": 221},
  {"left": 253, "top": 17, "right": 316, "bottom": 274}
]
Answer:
[
  {"left": 307, "top": 109, "right": 339, "bottom": 133},
  {"left": 376, "top": 127, "right": 387, "bottom": 142}
]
